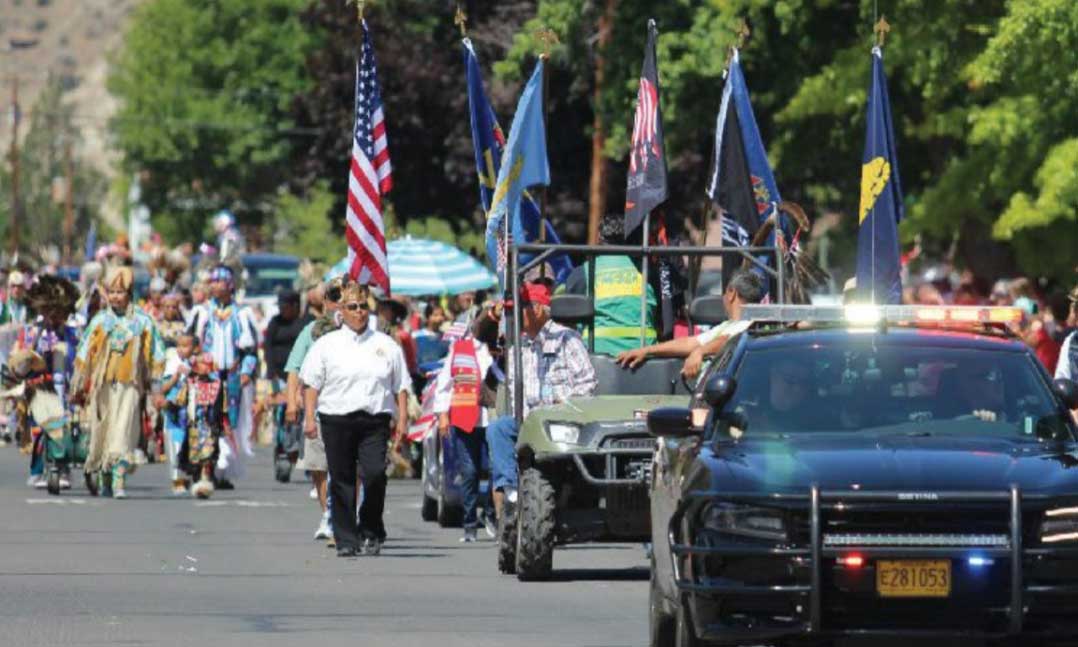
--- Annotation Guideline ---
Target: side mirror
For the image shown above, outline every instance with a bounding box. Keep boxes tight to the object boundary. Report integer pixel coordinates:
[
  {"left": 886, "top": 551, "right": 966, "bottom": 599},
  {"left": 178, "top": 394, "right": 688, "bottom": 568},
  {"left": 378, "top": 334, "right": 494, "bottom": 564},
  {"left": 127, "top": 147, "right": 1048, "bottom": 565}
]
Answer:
[
  {"left": 1055, "top": 378, "right": 1078, "bottom": 410},
  {"left": 647, "top": 407, "right": 698, "bottom": 438},
  {"left": 704, "top": 374, "right": 737, "bottom": 409}
]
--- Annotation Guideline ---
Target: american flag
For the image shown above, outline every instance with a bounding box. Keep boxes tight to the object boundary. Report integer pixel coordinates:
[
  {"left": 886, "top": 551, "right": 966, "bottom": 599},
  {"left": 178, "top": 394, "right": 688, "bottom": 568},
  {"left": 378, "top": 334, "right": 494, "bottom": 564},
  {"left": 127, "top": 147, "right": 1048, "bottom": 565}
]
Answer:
[{"left": 345, "top": 20, "right": 393, "bottom": 293}]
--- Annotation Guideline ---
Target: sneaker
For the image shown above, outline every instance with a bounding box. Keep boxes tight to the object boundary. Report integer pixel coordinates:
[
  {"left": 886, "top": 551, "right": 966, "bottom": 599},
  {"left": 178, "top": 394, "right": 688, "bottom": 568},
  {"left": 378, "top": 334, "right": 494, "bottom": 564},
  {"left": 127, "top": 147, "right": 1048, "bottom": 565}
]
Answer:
[
  {"left": 171, "top": 480, "right": 189, "bottom": 496},
  {"left": 460, "top": 528, "right": 478, "bottom": 543},
  {"left": 59, "top": 475, "right": 72, "bottom": 490},
  {"left": 482, "top": 510, "right": 498, "bottom": 539},
  {"left": 26, "top": 475, "right": 45, "bottom": 489},
  {"left": 361, "top": 537, "right": 382, "bottom": 556},
  {"left": 113, "top": 488, "right": 128, "bottom": 499},
  {"left": 308, "top": 487, "right": 318, "bottom": 500},
  {"left": 191, "top": 479, "right": 215, "bottom": 500},
  {"left": 216, "top": 479, "right": 235, "bottom": 491},
  {"left": 336, "top": 546, "right": 357, "bottom": 558},
  {"left": 325, "top": 535, "right": 336, "bottom": 549},
  {"left": 314, "top": 515, "right": 332, "bottom": 540}
]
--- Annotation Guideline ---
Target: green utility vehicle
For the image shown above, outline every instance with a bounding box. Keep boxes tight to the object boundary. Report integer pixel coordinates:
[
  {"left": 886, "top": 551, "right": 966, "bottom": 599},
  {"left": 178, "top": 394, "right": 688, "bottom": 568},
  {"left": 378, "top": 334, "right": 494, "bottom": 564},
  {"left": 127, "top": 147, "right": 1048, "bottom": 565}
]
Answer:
[{"left": 499, "top": 241, "right": 784, "bottom": 581}]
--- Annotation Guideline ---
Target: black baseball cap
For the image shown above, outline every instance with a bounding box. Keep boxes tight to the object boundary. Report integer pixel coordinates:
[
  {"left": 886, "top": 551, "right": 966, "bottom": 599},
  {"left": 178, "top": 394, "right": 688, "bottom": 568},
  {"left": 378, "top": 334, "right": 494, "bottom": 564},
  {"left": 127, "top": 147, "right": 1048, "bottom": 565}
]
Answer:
[{"left": 277, "top": 288, "right": 300, "bottom": 306}]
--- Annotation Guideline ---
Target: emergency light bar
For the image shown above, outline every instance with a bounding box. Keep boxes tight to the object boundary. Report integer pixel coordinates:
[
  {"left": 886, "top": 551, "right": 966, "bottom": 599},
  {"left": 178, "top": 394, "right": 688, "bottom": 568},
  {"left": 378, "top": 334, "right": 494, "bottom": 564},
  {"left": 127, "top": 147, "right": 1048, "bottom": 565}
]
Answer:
[{"left": 739, "top": 304, "right": 1024, "bottom": 326}]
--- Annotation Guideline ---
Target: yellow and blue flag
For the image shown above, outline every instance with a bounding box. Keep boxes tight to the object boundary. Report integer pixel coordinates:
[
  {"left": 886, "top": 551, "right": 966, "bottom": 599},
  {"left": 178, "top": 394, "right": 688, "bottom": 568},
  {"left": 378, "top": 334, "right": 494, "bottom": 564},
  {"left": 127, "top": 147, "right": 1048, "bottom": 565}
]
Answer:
[
  {"left": 855, "top": 47, "right": 904, "bottom": 304},
  {"left": 465, "top": 44, "right": 569, "bottom": 286}
]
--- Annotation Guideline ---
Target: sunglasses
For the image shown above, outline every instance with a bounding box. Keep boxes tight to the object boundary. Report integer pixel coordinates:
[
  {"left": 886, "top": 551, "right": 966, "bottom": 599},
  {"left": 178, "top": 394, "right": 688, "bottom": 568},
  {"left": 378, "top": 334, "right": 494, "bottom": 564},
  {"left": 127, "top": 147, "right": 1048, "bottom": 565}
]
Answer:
[{"left": 342, "top": 302, "right": 370, "bottom": 312}]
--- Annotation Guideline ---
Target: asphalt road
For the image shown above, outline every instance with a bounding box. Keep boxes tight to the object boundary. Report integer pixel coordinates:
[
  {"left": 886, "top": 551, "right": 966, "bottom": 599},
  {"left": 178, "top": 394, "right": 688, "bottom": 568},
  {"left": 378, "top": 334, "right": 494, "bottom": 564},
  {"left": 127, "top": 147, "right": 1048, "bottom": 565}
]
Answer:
[{"left": 0, "top": 445, "right": 649, "bottom": 647}]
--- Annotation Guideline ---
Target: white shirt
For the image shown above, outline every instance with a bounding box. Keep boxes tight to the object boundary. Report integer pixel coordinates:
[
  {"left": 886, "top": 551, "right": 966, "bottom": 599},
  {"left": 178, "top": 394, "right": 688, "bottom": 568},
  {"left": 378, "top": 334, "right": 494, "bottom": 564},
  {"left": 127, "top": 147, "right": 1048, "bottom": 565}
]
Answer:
[
  {"left": 1057, "top": 331, "right": 1076, "bottom": 380},
  {"left": 432, "top": 339, "right": 494, "bottom": 428},
  {"left": 299, "top": 327, "right": 411, "bottom": 416},
  {"left": 696, "top": 319, "right": 751, "bottom": 347}
]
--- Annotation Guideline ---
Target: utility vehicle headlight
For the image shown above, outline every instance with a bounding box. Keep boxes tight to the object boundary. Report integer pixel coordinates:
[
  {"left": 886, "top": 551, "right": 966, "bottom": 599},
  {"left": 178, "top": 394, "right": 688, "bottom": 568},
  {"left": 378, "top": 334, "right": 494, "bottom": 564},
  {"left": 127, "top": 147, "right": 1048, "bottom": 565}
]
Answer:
[
  {"left": 699, "top": 502, "right": 787, "bottom": 543},
  {"left": 546, "top": 422, "right": 581, "bottom": 445}
]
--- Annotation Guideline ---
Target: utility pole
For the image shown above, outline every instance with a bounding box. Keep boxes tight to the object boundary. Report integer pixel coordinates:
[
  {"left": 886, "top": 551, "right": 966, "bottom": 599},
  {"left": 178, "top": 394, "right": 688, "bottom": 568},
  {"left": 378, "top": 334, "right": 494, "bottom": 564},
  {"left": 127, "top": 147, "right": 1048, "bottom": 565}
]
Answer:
[
  {"left": 63, "top": 138, "right": 74, "bottom": 264},
  {"left": 8, "top": 75, "right": 19, "bottom": 256}
]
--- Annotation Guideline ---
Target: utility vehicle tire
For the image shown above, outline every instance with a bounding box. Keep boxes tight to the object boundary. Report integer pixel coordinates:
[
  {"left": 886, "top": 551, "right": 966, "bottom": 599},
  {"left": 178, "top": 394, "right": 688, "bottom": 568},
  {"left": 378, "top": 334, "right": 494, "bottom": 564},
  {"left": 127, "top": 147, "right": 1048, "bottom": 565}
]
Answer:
[
  {"left": 497, "top": 503, "right": 517, "bottom": 574},
  {"left": 649, "top": 559, "right": 675, "bottom": 647},
  {"left": 421, "top": 494, "right": 438, "bottom": 522},
  {"left": 46, "top": 469, "right": 61, "bottom": 496},
  {"left": 515, "top": 467, "right": 555, "bottom": 581}
]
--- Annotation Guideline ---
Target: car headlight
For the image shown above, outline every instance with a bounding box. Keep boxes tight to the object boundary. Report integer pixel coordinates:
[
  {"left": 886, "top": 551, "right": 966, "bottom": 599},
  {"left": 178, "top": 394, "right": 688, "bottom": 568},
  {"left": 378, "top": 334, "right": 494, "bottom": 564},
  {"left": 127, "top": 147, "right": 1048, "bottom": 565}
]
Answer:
[
  {"left": 1041, "top": 507, "right": 1078, "bottom": 543},
  {"left": 699, "top": 502, "right": 787, "bottom": 543},
  {"left": 546, "top": 422, "right": 581, "bottom": 445}
]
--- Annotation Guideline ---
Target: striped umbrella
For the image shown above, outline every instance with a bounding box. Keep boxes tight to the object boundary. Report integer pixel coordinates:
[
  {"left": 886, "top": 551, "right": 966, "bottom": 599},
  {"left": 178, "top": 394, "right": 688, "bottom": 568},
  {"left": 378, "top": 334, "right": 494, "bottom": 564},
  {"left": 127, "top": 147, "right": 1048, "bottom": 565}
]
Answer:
[{"left": 325, "top": 237, "right": 495, "bottom": 296}]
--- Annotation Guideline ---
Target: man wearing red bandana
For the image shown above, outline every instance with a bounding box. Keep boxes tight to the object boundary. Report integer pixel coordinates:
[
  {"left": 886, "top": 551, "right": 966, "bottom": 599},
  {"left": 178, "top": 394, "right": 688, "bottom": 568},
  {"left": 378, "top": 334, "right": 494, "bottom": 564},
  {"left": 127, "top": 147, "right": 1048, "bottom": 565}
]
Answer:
[{"left": 486, "top": 280, "right": 597, "bottom": 523}]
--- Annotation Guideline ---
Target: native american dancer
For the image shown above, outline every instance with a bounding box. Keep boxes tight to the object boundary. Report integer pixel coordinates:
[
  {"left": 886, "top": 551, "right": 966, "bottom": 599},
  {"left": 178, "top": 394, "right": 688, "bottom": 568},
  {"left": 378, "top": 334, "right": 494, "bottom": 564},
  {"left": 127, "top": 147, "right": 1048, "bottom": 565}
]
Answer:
[
  {"left": 181, "top": 352, "right": 230, "bottom": 499},
  {"left": 72, "top": 266, "right": 165, "bottom": 499},
  {"left": 190, "top": 265, "right": 256, "bottom": 487},
  {"left": 10, "top": 276, "right": 81, "bottom": 489}
]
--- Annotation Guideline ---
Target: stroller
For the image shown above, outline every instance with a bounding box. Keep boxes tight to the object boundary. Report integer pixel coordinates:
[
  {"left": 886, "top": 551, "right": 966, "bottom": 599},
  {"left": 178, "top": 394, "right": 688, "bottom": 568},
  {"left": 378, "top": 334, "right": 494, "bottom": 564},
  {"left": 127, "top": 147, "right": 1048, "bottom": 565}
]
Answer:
[
  {"left": 270, "top": 383, "right": 302, "bottom": 483},
  {"left": 28, "top": 389, "right": 93, "bottom": 496}
]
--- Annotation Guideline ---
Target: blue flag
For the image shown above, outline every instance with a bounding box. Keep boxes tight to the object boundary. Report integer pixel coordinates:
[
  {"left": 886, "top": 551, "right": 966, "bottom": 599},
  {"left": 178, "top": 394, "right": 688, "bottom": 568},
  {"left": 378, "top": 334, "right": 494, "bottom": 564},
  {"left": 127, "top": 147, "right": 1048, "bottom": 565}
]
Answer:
[
  {"left": 464, "top": 42, "right": 570, "bottom": 287},
  {"left": 707, "top": 49, "right": 783, "bottom": 290},
  {"left": 855, "top": 47, "right": 904, "bottom": 304}
]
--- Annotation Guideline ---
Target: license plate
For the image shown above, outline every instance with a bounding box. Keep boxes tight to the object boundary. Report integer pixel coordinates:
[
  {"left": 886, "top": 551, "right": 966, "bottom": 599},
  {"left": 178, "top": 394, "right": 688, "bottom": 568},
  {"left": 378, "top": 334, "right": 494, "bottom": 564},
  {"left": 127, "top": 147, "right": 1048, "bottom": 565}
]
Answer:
[{"left": 876, "top": 560, "right": 951, "bottom": 598}]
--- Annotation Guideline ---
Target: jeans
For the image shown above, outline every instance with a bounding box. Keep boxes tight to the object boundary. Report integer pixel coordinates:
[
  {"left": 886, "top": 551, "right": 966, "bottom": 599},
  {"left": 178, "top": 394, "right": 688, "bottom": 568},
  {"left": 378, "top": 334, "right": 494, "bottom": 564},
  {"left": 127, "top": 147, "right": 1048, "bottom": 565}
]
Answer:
[
  {"left": 319, "top": 410, "right": 390, "bottom": 550},
  {"left": 486, "top": 415, "right": 519, "bottom": 492},
  {"left": 452, "top": 426, "right": 490, "bottom": 529}
]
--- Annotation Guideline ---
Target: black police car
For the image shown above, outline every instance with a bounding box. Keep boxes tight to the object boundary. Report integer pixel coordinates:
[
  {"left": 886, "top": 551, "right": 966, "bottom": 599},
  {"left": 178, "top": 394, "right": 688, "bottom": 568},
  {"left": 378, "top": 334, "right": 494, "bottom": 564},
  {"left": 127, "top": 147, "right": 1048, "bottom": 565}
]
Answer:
[{"left": 647, "top": 304, "right": 1078, "bottom": 646}]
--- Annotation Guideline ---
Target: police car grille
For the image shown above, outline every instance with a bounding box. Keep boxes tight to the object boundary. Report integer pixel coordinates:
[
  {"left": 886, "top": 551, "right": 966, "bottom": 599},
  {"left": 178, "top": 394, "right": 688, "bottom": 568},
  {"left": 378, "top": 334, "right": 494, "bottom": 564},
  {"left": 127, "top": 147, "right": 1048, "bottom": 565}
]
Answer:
[{"left": 789, "top": 506, "right": 1014, "bottom": 546}]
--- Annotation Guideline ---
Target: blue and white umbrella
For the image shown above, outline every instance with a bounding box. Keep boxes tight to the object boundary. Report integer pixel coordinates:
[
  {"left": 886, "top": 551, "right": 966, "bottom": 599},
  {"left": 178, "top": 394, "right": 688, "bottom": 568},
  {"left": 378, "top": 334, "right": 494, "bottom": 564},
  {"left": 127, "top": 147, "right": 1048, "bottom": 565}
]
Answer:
[{"left": 326, "top": 237, "right": 495, "bottom": 296}]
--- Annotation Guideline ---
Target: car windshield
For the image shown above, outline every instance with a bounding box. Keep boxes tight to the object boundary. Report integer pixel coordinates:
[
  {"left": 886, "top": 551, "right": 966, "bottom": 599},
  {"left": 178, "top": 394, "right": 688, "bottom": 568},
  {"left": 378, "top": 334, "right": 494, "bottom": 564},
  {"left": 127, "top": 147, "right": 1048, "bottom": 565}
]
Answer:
[
  {"left": 244, "top": 266, "right": 297, "bottom": 298},
  {"left": 716, "top": 343, "right": 1073, "bottom": 441}
]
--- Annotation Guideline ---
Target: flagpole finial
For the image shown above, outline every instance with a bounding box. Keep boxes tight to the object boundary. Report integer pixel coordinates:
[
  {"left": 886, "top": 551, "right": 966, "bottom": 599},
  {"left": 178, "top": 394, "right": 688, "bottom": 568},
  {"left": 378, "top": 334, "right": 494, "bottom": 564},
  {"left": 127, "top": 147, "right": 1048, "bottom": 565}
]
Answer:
[
  {"left": 349, "top": 0, "right": 367, "bottom": 22},
  {"left": 735, "top": 18, "right": 751, "bottom": 49},
  {"left": 724, "top": 18, "right": 751, "bottom": 72},
  {"left": 454, "top": 5, "right": 468, "bottom": 38},
  {"left": 874, "top": 16, "right": 891, "bottom": 48},
  {"left": 535, "top": 27, "right": 559, "bottom": 59}
]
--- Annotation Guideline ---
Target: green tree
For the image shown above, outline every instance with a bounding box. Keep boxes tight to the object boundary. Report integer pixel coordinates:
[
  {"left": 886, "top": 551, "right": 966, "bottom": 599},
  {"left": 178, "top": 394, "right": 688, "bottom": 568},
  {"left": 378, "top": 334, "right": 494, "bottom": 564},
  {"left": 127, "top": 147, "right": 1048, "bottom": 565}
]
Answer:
[
  {"left": 269, "top": 180, "right": 345, "bottom": 264},
  {"left": 108, "top": 0, "right": 318, "bottom": 242}
]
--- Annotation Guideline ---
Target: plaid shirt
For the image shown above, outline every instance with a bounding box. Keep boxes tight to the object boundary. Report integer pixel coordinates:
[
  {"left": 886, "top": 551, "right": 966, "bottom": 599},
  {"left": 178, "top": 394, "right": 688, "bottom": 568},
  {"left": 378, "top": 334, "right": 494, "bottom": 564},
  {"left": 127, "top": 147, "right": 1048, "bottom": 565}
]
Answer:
[{"left": 508, "top": 320, "right": 597, "bottom": 417}]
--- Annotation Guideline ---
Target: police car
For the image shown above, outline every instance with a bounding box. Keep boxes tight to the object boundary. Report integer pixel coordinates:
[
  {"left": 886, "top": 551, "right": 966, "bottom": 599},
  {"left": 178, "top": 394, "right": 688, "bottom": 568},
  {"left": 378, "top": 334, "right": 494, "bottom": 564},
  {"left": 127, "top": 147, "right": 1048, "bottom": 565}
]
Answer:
[{"left": 646, "top": 304, "right": 1078, "bottom": 646}]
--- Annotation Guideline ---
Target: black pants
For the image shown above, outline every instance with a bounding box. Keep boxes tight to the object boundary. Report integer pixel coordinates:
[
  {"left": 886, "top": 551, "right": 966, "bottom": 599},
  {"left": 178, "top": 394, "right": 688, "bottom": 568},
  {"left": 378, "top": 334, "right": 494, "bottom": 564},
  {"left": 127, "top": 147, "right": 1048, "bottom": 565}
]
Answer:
[{"left": 318, "top": 409, "right": 390, "bottom": 549}]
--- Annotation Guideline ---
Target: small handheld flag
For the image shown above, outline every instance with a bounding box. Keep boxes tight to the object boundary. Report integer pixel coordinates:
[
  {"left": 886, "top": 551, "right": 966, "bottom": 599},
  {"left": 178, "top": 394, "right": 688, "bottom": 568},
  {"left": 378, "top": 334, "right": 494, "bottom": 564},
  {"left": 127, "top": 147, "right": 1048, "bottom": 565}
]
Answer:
[
  {"left": 345, "top": 20, "right": 393, "bottom": 294},
  {"left": 854, "top": 45, "right": 904, "bottom": 304},
  {"left": 624, "top": 19, "right": 668, "bottom": 235}
]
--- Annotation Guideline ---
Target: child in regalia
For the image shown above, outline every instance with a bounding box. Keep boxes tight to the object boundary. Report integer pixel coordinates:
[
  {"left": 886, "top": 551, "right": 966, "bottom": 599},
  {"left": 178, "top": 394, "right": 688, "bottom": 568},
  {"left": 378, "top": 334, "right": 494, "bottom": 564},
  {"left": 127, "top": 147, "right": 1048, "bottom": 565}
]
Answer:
[{"left": 185, "top": 352, "right": 230, "bottom": 499}]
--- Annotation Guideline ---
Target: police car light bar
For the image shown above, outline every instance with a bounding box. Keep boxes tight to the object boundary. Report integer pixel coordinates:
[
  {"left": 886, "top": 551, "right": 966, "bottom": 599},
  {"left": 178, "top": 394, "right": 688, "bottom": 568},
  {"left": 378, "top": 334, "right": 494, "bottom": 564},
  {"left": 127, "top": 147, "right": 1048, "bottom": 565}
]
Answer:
[{"left": 739, "top": 304, "right": 1024, "bottom": 326}]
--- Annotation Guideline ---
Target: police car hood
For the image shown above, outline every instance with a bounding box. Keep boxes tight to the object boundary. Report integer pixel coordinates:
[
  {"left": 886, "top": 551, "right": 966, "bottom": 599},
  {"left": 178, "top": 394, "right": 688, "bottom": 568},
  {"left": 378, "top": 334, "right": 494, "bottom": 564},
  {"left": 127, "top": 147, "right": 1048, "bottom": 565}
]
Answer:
[{"left": 704, "top": 430, "right": 1078, "bottom": 495}]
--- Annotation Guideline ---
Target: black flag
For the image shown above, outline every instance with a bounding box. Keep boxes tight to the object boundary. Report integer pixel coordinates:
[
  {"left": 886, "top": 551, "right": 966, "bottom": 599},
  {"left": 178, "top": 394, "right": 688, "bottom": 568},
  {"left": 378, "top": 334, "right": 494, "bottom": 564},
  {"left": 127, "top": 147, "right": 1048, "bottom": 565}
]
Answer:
[{"left": 624, "top": 20, "right": 668, "bottom": 235}]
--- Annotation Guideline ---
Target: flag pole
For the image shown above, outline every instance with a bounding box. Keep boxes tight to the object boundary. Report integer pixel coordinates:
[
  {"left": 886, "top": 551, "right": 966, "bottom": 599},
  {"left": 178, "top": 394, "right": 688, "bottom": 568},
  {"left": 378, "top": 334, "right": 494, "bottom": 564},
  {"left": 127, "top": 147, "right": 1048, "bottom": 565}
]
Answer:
[
  {"left": 870, "top": 16, "right": 890, "bottom": 304},
  {"left": 535, "top": 28, "right": 558, "bottom": 268}
]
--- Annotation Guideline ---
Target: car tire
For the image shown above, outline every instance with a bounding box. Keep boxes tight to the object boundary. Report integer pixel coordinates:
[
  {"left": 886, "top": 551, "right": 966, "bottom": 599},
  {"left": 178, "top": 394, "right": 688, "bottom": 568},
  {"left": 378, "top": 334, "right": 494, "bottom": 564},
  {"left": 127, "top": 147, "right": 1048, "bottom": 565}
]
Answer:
[
  {"left": 436, "top": 447, "right": 463, "bottom": 528},
  {"left": 421, "top": 494, "right": 438, "bottom": 522},
  {"left": 497, "top": 502, "right": 517, "bottom": 575},
  {"left": 515, "top": 467, "right": 555, "bottom": 581},
  {"left": 674, "top": 597, "right": 702, "bottom": 647},
  {"left": 649, "top": 559, "right": 675, "bottom": 647}
]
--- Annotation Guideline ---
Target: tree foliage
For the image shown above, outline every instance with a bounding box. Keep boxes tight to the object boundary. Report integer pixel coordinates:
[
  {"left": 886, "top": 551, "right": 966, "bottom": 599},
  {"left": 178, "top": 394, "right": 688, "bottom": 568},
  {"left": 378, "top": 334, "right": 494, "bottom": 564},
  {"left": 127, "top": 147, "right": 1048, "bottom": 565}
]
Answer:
[{"left": 108, "top": 0, "right": 317, "bottom": 240}]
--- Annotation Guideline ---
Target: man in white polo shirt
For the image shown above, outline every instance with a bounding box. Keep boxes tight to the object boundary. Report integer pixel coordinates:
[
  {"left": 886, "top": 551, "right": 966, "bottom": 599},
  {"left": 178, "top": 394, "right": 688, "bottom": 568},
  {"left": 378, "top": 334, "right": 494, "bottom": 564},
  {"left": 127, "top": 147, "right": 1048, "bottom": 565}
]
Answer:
[
  {"left": 300, "top": 281, "right": 411, "bottom": 558},
  {"left": 615, "top": 269, "right": 766, "bottom": 379}
]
